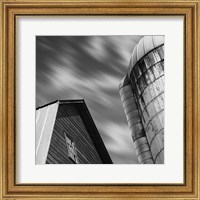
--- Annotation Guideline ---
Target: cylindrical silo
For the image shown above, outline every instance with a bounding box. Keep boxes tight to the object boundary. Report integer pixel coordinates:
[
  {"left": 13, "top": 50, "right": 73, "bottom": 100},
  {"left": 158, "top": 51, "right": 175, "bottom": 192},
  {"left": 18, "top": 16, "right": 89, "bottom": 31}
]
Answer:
[
  {"left": 127, "top": 36, "right": 164, "bottom": 164},
  {"left": 119, "top": 75, "right": 154, "bottom": 164}
]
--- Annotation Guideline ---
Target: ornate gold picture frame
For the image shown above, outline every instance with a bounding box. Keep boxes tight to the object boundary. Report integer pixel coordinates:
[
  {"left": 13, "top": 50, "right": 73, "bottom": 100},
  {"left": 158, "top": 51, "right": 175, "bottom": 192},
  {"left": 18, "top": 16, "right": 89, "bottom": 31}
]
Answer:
[{"left": 0, "top": 0, "right": 199, "bottom": 199}]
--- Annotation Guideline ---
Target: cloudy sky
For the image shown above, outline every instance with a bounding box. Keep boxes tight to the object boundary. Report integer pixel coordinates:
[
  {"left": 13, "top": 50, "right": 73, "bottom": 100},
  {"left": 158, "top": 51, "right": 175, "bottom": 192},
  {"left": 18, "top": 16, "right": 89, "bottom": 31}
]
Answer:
[{"left": 36, "top": 36, "right": 143, "bottom": 164}]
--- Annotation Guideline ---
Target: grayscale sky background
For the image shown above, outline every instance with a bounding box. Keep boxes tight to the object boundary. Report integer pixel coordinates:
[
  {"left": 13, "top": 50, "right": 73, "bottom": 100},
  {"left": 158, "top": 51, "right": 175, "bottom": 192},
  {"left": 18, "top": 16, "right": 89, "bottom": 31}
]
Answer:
[{"left": 36, "top": 36, "right": 143, "bottom": 164}]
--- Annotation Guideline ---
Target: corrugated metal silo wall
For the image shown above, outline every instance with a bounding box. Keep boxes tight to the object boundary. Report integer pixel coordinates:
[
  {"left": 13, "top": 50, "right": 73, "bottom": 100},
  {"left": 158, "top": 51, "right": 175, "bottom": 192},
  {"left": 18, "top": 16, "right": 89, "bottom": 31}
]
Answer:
[{"left": 46, "top": 103, "right": 103, "bottom": 164}]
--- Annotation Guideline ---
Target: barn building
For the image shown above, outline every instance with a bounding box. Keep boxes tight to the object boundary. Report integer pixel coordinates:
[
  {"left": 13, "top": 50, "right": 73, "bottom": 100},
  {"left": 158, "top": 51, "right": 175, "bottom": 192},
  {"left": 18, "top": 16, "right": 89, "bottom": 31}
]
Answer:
[{"left": 36, "top": 99, "right": 112, "bottom": 164}]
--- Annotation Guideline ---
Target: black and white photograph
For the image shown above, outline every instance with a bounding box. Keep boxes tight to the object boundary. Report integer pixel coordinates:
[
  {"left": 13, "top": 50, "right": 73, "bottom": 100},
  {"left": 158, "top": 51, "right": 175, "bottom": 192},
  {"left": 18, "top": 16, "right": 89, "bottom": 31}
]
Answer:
[{"left": 36, "top": 35, "right": 164, "bottom": 164}]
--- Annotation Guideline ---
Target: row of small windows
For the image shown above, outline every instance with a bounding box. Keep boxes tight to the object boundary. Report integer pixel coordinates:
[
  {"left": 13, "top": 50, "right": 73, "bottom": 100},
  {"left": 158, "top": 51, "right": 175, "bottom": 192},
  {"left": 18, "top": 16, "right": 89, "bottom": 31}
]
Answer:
[
  {"left": 131, "top": 45, "right": 164, "bottom": 80},
  {"left": 131, "top": 61, "right": 164, "bottom": 97},
  {"left": 133, "top": 75, "right": 164, "bottom": 109},
  {"left": 132, "top": 77, "right": 164, "bottom": 124},
  {"left": 130, "top": 47, "right": 164, "bottom": 127}
]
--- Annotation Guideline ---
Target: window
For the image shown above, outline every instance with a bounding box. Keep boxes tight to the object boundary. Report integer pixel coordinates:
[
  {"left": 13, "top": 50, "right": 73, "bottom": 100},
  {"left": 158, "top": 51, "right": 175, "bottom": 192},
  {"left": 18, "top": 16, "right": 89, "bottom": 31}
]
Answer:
[
  {"left": 152, "top": 50, "right": 161, "bottom": 62},
  {"left": 143, "top": 72, "right": 151, "bottom": 85},
  {"left": 143, "top": 56, "right": 152, "bottom": 69},
  {"left": 148, "top": 52, "right": 157, "bottom": 65},
  {"left": 152, "top": 65, "right": 160, "bottom": 79},
  {"left": 154, "top": 62, "right": 164, "bottom": 77},
  {"left": 130, "top": 72, "right": 137, "bottom": 88},
  {"left": 137, "top": 75, "right": 146, "bottom": 93},
  {"left": 64, "top": 132, "right": 78, "bottom": 164},
  {"left": 138, "top": 59, "right": 147, "bottom": 73},
  {"left": 147, "top": 68, "right": 155, "bottom": 82}
]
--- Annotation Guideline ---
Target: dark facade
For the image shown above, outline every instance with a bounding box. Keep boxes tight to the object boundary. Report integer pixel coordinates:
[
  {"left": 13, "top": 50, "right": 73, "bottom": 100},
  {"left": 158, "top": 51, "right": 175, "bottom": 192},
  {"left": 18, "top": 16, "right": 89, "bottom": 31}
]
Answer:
[
  {"left": 36, "top": 99, "right": 112, "bottom": 164},
  {"left": 119, "top": 36, "right": 164, "bottom": 164}
]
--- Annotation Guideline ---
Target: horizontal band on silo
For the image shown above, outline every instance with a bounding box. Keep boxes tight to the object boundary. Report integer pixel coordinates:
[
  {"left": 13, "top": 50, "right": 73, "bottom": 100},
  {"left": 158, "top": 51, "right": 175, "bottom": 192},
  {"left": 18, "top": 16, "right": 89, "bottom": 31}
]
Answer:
[
  {"left": 123, "top": 102, "right": 138, "bottom": 111},
  {"left": 119, "top": 85, "right": 131, "bottom": 94},
  {"left": 120, "top": 91, "right": 134, "bottom": 102},
  {"left": 124, "top": 104, "right": 138, "bottom": 115},
  {"left": 127, "top": 114, "right": 141, "bottom": 125},
  {"left": 131, "top": 130, "right": 146, "bottom": 141},
  {"left": 155, "top": 148, "right": 164, "bottom": 164},
  {"left": 119, "top": 86, "right": 132, "bottom": 97},
  {"left": 130, "top": 123, "right": 143, "bottom": 133},
  {"left": 134, "top": 136, "right": 148, "bottom": 149},
  {"left": 141, "top": 158, "right": 154, "bottom": 164},
  {"left": 136, "top": 143, "right": 150, "bottom": 152},
  {"left": 138, "top": 151, "right": 152, "bottom": 163},
  {"left": 121, "top": 95, "right": 134, "bottom": 104},
  {"left": 126, "top": 110, "right": 140, "bottom": 122},
  {"left": 136, "top": 143, "right": 150, "bottom": 155},
  {"left": 123, "top": 97, "right": 136, "bottom": 108}
]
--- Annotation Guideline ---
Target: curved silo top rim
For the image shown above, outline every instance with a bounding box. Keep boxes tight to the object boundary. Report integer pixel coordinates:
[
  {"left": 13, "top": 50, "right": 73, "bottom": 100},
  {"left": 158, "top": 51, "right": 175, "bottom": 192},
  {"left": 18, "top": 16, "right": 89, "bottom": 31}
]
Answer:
[{"left": 128, "top": 36, "right": 164, "bottom": 77}]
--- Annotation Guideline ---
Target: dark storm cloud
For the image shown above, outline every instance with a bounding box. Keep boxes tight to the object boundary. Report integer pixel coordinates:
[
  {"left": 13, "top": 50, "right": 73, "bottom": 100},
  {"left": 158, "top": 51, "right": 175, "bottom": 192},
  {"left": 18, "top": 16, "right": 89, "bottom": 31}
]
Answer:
[{"left": 36, "top": 36, "right": 142, "bottom": 164}]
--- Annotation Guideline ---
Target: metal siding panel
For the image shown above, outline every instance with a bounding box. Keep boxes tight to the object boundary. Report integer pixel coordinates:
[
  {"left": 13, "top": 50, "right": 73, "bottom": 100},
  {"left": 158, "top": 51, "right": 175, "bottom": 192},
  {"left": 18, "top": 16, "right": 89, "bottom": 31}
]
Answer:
[
  {"left": 46, "top": 103, "right": 103, "bottom": 164},
  {"left": 36, "top": 102, "right": 59, "bottom": 164},
  {"left": 36, "top": 106, "right": 48, "bottom": 149},
  {"left": 36, "top": 109, "right": 41, "bottom": 125}
]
